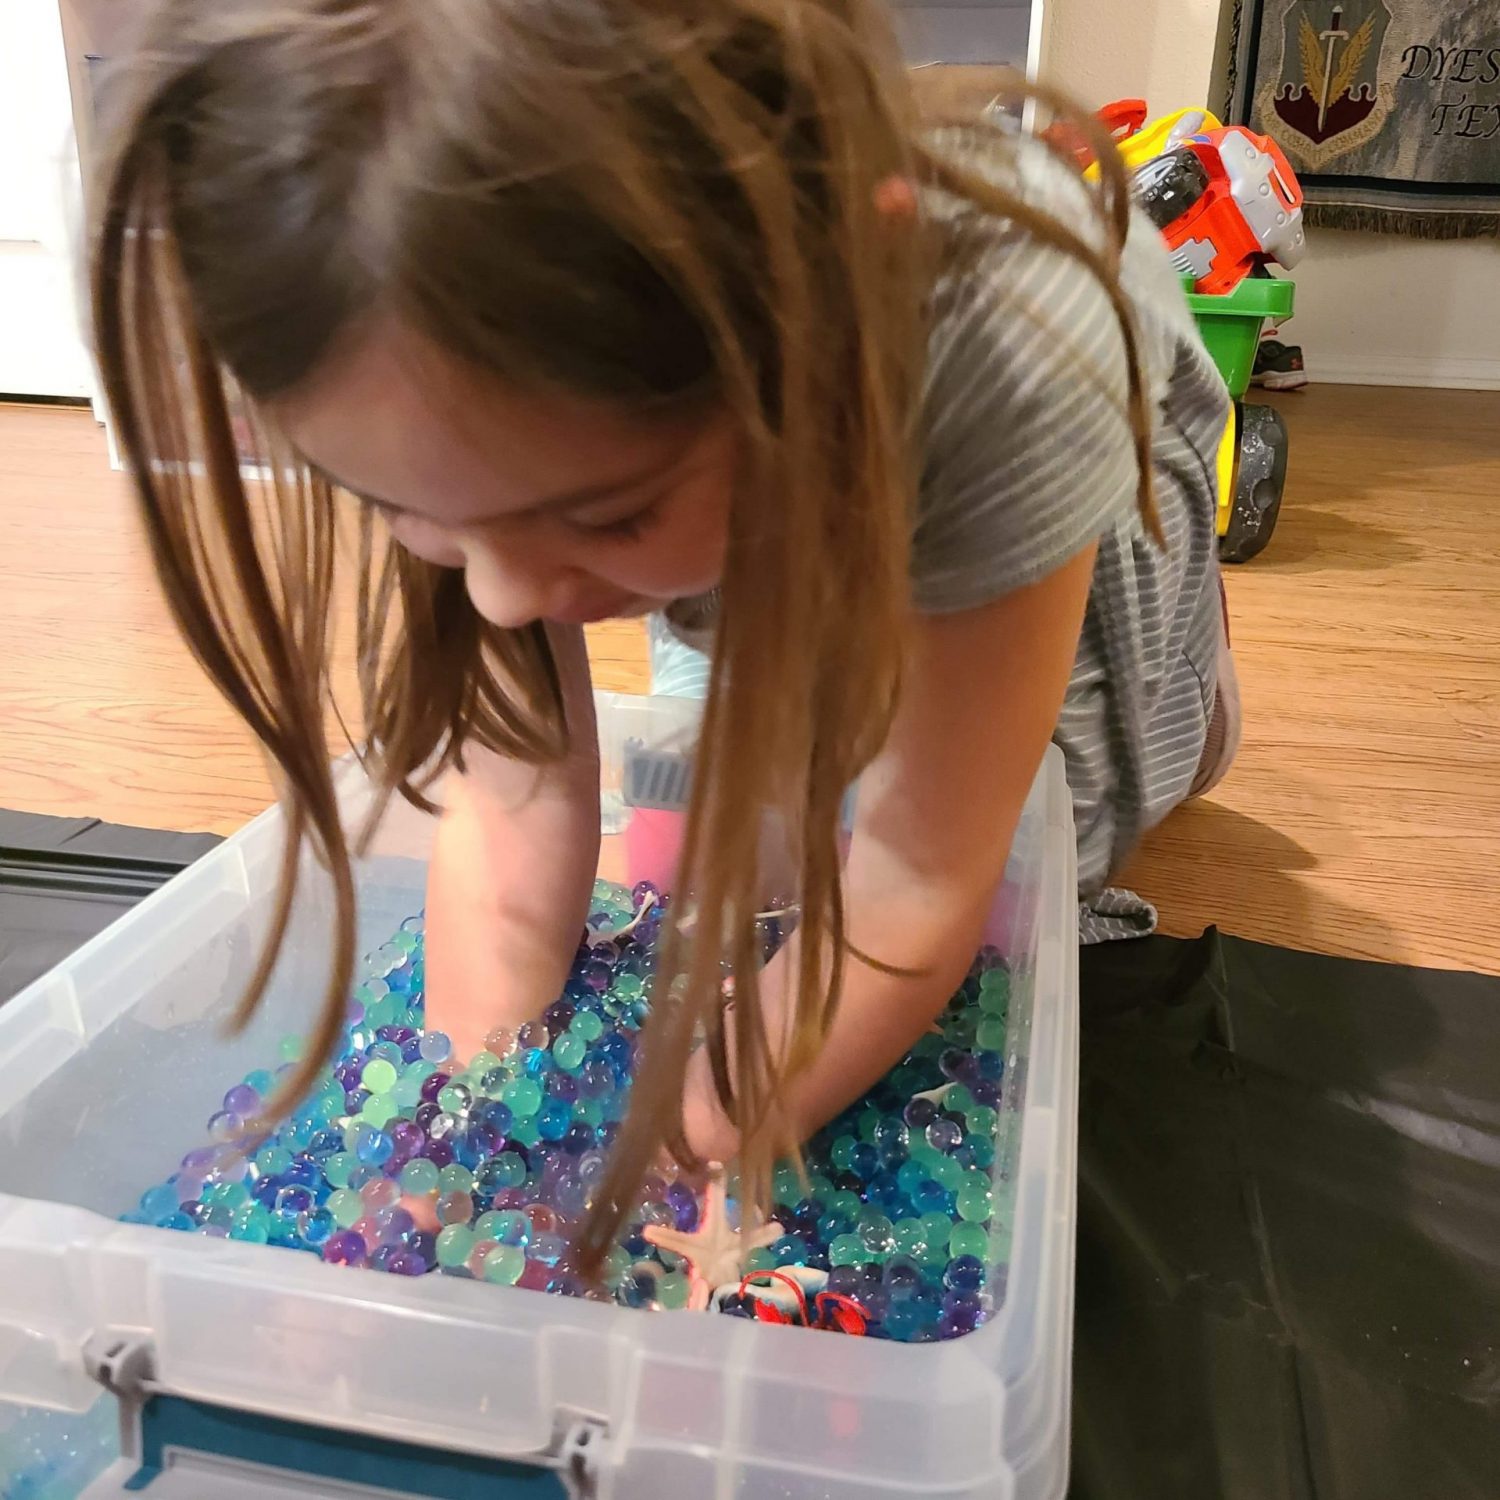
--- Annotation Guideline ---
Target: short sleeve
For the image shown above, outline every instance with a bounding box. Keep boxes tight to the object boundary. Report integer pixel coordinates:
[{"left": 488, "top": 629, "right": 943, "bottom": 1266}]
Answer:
[{"left": 912, "top": 171, "right": 1150, "bottom": 613}]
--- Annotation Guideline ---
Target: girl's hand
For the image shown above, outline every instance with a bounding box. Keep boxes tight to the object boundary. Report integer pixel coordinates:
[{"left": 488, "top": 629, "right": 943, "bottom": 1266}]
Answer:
[{"left": 420, "top": 626, "right": 601, "bottom": 1065}]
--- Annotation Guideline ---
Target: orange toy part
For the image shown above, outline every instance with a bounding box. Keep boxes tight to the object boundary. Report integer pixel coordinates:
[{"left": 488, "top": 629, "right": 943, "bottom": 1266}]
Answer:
[{"left": 1149, "top": 127, "right": 1306, "bottom": 295}]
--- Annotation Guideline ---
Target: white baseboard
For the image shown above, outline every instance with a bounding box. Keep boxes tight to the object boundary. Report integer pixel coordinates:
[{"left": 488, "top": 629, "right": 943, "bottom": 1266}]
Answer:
[{"left": 1310, "top": 353, "right": 1500, "bottom": 391}]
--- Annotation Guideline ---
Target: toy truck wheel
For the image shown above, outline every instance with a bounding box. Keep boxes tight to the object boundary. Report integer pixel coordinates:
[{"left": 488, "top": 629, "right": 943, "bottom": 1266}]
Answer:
[{"left": 1220, "top": 402, "right": 1289, "bottom": 564}]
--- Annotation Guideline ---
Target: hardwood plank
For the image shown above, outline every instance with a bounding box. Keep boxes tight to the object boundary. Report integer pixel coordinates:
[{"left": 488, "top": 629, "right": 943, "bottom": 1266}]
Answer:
[{"left": 2, "top": 388, "right": 1497, "bottom": 974}]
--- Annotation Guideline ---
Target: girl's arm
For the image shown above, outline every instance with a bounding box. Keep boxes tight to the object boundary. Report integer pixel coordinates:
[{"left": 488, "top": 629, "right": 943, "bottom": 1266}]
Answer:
[
  {"left": 422, "top": 624, "right": 600, "bottom": 1063},
  {"left": 685, "top": 546, "right": 1096, "bottom": 1159}
]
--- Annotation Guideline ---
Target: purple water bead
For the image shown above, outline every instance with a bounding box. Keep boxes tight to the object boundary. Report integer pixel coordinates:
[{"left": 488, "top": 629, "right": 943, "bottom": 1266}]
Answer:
[
  {"left": 665, "top": 1181, "right": 700, "bottom": 1233},
  {"left": 925, "top": 1117, "right": 963, "bottom": 1155},
  {"left": 903, "top": 1097, "right": 939, "bottom": 1132},
  {"left": 322, "top": 1230, "right": 366, "bottom": 1266},
  {"left": 419, "top": 1073, "right": 451, "bottom": 1106},
  {"left": 386, "top": 1248, "right": 429, "bottom": 1276},
  {"left": 222, "top": 1084, "right": 262, "bottom": 1117},
  {"left": 545, "top": 1072, "right": 581, "bottom": 1105},
  {"left": 423, "top": 1140, "right": 456, "bottom": 1169}
]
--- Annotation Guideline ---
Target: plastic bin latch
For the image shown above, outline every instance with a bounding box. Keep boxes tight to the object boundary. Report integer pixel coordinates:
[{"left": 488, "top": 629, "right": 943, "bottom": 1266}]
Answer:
[
  {"left": 79, "top": 1334, "right": 610, "bottom": 1498},
  {"left": 82, "top": 1330, "right": 158, "bottom": 1403}
]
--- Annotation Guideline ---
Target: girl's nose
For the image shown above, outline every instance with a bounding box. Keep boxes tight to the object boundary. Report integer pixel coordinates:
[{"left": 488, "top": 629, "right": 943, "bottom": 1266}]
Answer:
[{"left": 458, "top": 531, "right": 579, "bottom": 630}]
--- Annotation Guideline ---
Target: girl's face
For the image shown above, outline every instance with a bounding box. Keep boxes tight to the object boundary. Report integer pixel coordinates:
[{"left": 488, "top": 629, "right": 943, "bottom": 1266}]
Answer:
[{"left": 276, "top": 323, "right": 735, "bottom": 628}]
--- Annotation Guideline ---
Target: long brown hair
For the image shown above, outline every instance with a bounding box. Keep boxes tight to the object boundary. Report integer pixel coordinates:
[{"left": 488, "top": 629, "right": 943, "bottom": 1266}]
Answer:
[{"left": 91, "top": 0, "right": 1152, "bottom": 1273}]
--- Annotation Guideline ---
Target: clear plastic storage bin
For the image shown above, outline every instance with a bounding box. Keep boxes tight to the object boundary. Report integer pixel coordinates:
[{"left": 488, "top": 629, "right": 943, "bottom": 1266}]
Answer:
[{"left": 0, "top": 693, "right": 1079, "bottom": 1499}]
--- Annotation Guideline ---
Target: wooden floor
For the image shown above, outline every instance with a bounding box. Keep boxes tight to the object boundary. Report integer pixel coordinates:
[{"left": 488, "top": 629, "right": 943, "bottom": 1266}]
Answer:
[{"left": 2, "top": 388, "right": 1497, "bottom": 974}]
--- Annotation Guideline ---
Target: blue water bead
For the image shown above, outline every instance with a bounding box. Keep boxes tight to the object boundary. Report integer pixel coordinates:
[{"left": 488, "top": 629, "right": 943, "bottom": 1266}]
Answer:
[
  {"left": 771, "top": 1234, "right": 810, "bottom": 1267},
  {"left": 881, "top": 1299, "right": 925, "bottom": 1341},
  {"left": 305, "top": 1128, "right": 345, "bottom": 1160},
  {"left": 537, "top": 1099, "right": 572, "bottom": 1142},
  {"left": 140, "top": 1184, "right": 180, "bottom": 1223},
  {"left": 954, "top": 1135, "right": 995, "bottom": 1172},
  {"left": 913, "top": 1178, "right": 949, "bottom": 1215},
  {"left": 522, "top": 1047, "right": 554, "bottom": 1079},
  {"left": 818, "top": 1210, "right": 854, "bottom": 1244},
  {"left": 943, "top": 1254, "right": 986, "bottom": 1294},
  {"left": 274, "top": 1185, "right": 313, "bottom": 1217},
  {"left": 560, "top": 1122, "right": 594, "bottom": 1156},
  {"left": 299, "top": 1207, "right": 336, "bottom": 1246},
  {"left": 848, "top": 1141, "right": 879, "bottom": 1179},
  {"left": 896, "top": 1159, "right": 928, "bottom": 1199},
  {"left": 353, "top": 1126, "right": 395, "bottom": 1167},
  {"left": 883, "top": 1258, "right": 923, "bottom": 1298},
  {"left": 161, "top": 1211, "right": 196, "bottom": 1233}
]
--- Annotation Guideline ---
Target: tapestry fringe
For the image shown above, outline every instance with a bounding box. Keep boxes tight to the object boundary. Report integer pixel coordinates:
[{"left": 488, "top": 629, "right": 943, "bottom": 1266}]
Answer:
[{"left": 1305, "top": 204, "right": 1500, "bottom": 241}]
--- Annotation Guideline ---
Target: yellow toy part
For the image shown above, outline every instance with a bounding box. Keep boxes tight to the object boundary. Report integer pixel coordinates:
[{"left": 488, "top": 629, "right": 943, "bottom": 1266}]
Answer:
[
  {"left": 1214, "top": 400, "right": 1236, "bottom": 539},
  {"left": 1085, "top": 106, "right": 1224, "bottom": 182}
]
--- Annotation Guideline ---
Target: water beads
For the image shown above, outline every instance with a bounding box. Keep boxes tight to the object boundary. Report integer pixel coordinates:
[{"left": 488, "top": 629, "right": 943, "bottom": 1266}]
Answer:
[{"left": 125, "top": 882, "right": 1018, "bottom": 1343}]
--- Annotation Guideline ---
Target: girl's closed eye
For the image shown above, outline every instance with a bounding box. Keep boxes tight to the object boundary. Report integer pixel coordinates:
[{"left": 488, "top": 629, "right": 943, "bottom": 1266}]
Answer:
[{"left": 565, "top": 496, "right": 665, "bottom": 542}]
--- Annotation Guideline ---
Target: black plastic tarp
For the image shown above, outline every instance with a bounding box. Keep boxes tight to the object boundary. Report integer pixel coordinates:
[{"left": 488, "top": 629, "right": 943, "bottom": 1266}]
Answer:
[{"left": 1073, "top": 931, "right": 1500, "bottom": 1500}]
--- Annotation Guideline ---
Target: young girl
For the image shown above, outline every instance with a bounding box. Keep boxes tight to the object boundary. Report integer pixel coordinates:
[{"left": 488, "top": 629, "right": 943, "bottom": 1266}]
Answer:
[{"left": 93, "top": 0, "right": 1232, "bottom": 1269}]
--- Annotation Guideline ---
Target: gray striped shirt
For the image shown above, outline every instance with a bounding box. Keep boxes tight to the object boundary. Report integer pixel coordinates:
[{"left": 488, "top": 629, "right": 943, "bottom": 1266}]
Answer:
[{"left": 654, "top": 129, "right": 1230, "bottom": 941}]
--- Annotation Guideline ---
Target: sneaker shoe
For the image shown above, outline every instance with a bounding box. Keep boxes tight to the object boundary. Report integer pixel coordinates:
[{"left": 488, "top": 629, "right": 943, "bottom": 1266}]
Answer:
[{"left": 1252, "top": 339, "right": 1308, "bottom": 391}]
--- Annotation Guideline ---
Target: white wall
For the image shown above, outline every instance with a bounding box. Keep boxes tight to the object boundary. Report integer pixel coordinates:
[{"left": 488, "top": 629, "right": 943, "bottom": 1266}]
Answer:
[{"left": 1038, "top": 0, "right": 1500, "bottom": 390}]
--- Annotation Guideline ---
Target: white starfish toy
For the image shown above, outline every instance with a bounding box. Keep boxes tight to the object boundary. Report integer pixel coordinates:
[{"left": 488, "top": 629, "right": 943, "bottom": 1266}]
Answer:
[
  {"left": 910, "top": 1082, "right": 958, "bottom": 1108},
  {"left": 643, "top": 1168, "right": 783, "bottom": 1311}
]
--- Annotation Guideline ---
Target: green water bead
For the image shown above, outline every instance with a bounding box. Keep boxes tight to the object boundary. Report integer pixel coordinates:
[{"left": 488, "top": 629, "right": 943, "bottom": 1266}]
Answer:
[
  {"left": 613, "top": 973, "right": 645, "bottom": 1001},
  {"left": 965, "top": 1104, "right": 999, "bottom": 1139},
  {"left": 324, "top": 1153, "right": 355, "bottom": 1189},
  {"left": 949, "top": 1221, "right": 989, "bottom": 1261},
  {"left": 576, "top": 1098, "right": 605, "bottom": 1128},
  {"left": 482, "top": 1245, "right": 526, "bottom": 1285},
  {"left": 255, "top": 1146, "right": 293, "bottom": 1178},
  {"left": 956, "top": 1177, "right": 994, "bottom": 1223},
  {"left": 829, "top": 1234, "right": 867, "bottom": 1268},
  {"left": 773, "top": 1162, "right": 804, "bottom": 1206},
  {"left": 603, "top": 1247, "right": 632, "bottom": 1290},
  {"left": 278, "top": 1035, "right": 304, "bottom": 1063},
  {"left": 976, "top": 1017, "right": 1008, "bottom": 1054},
  {"left": 552, "top": 1033, "right": 586, "bottom": 1072},
  {"left": 857, "top": 1211, "right": 896, "bottom": 1259},
  {"left": 478, "top": 1068, "right": 509, "bottom": 1099},
  {"left": 829, "top": 1135, "right": 858, "bottom": 1171},
  {"left": 930, "top": 1155, "right": 966, "bottom": 1192},
  {"left": 501, "top": 1078, "right": 543, "bottom": 1118},
  {"left": 359, "top": 1094, "right": 399, "bottom": 1130},
  {"left": 979, "top": 968, "right": 1009, "bottom": 1004},
  {"left": 439, "top": 1164, "right": 475, "bottom": 1195},
  {"left": 328, "top": 1189, "right": 365, "bottom": 1230},
  {"left": 360, "top": 1058, "right": 398, "bottom": 1095},
  {"left": 510, "top": 1118, "right": 541, "bottom": 1149},
  {"left": 921, "top": 1211, "right": 954, "bottom": 1250},
  {"left": 230, "top": 1204, "right": 271, "bottom": 1243},
  {"left": 399, "top": 1159, "right": 441, "bottom": 1197},
  {"left": 437, "top": 1085, "right": 471, "bottom": 1115},
  {"left": 945, "top": 1084, "right": 976, "bottom": 1117},
  {"left": 893, "top": 1217, "right": 929, "bottom": 1258},
  {"left": 204, "top": 1181, "right": 250, "bottom": 1210},
  {"left": 857, "top": 1108, "right": 883, "bottom": 1145},
  {"left": 435, "top": 1225, "right": 477, "bottom": 1269},
  {"left": 655, "top": 1272, "right": 691, "bottom": 1310},
  {"left": 827, "top": 1189, "right": 863, "bottom": 1222},
  {"left": 392, "top": 1073, "right": 426, "bottom": 1109},
  {"left": 570, "top": 1010, "right": 603, "bottom": 1043}
]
